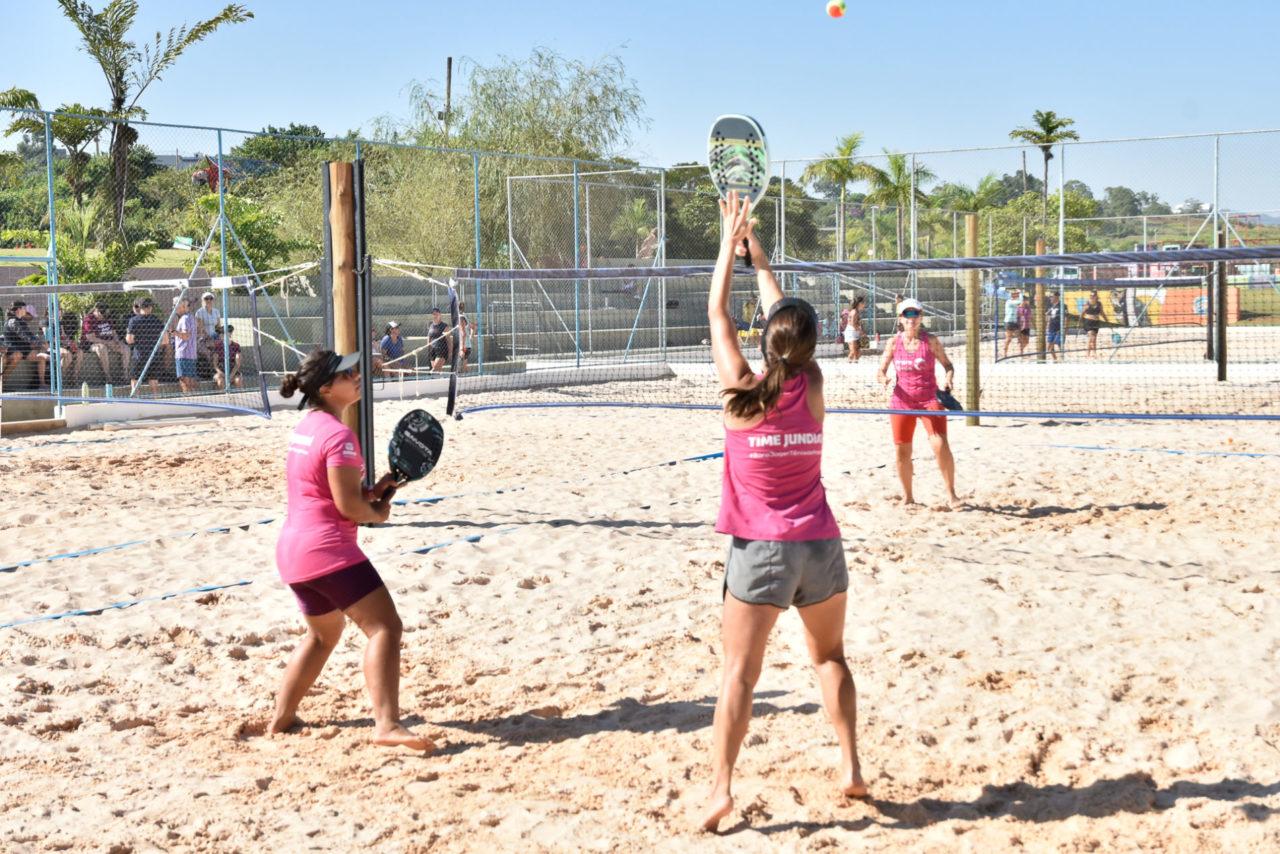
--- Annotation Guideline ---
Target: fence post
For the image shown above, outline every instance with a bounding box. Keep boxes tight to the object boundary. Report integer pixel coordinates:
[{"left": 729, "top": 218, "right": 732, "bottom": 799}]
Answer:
[
  {"left": 1035, "top": 237, "right": 1047, "bottom": 362},
  {"left": 473, "top": 152, "right": 483, "bottom": 373},
  {"left": 572, "top": 160, "right": 581, "bottom": 368},
  {"left": 328, "top": 162, "right": 360, "bottom": 439},
  {"left": 1217, "top": 225, "right": 1228, "bottom": 381},
  {"left": 658, "top": 168, "right": 667, "bottom": 360},
  {"left": 1058, "top": 143, "right": 1066, "bottom": 253},
  {"left": 964, "top": 214, "right": 980, "bottom": 426},
  {"left": 43, "top": 112, "right": 62, "bottom": 406},
  {"left": 909, "top": 154, "right": 918, "bottom": 298},
  {"left": 506, "top": 175, "right": 516, "bottom": 361},
  {"left": 217, "top": 130, "right": 231, "bottom": 391}
]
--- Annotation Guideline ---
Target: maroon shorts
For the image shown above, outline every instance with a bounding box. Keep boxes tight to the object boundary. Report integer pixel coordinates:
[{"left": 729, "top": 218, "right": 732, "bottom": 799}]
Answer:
[{"left": 288, "top": 560, "right": 384, "bottom": 616}]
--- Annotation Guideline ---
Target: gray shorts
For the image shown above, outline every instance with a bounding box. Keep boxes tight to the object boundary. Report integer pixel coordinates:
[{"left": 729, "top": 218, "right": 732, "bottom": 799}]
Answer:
[{"left": 724, "top": 536, "right": 848, "bottom": 609}]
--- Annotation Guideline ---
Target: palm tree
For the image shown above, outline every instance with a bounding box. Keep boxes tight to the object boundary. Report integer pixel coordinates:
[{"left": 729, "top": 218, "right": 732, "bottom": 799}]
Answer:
[
  {"left": 609, "top": 197, "right": 654, "bottom": 259},
  {"left": 52, "top": 1, "right": 253, "bottom": 234},
  {"left": 1009, "top": 110, "right": 1079, "bottom": 222},
  {"left": 861, "top": 151, "right": 936, "bottom": 259},
  {"left": 930, "top": 173, "right": 1002, "bottom": 213},
  {"left": 1, "top": 88, "right": 108, "bottom": 206},
  {"left": 801, "top": 132, "right": 875, "bottom": 260}
]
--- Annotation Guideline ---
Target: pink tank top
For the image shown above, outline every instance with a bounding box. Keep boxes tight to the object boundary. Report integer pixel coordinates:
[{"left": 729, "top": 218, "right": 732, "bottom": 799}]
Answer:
[
  {"left": 890, "top": 332, "right": 938, "bottom": 410},
  {"left": 716, "top": 372, "right": 841, "bottom": 541}
]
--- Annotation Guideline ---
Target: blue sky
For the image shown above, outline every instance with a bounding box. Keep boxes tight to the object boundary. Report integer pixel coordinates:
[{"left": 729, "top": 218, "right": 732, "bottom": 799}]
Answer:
[{"left": 7, "top": 0, "right": 1280, "bottom": 208}]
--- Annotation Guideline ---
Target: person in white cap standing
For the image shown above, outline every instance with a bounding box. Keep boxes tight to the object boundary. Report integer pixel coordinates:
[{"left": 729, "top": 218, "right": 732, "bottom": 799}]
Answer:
[{"left": 876, "top": 298, "right": 961, "bottom": 506}]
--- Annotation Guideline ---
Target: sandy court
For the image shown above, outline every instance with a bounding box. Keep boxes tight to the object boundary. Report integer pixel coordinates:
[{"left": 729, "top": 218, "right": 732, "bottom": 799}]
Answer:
[{"left": 1, "top": 398, "right": 1279, "bottom": 851}]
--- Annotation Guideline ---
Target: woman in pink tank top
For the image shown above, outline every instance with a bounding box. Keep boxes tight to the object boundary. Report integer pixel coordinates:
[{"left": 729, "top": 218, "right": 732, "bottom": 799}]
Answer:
[
  {"left": 876, "top": 298, "right": 961, "bottom": 505},
  {"left": 698, "top": 192, "right": 866, "bottom": 832}
]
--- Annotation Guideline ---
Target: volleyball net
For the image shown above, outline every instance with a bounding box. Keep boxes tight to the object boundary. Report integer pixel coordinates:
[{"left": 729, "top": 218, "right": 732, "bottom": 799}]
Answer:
[{"left": 387, "top": 245, "right": 1280, "bottom": 420}]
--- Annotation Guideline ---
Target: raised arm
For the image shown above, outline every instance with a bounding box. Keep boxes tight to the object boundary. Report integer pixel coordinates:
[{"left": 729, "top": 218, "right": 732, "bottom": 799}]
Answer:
[
  {"left": 746, "top": 231, "right": 783, "bottom": 318},
  {"left": 708, "top": 192, "right": 756, "bottom": 391}
]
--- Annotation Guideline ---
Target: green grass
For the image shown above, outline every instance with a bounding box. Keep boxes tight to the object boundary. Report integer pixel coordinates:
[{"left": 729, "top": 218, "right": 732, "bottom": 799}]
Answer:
[{"left": 0, "top": 247, "right": 208, "bottom": 270}]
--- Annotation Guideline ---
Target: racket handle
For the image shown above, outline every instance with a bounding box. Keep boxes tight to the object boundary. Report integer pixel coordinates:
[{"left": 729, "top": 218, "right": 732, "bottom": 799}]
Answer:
[{"left": 742, "top": 238, "right": 753, "bottom": 269}]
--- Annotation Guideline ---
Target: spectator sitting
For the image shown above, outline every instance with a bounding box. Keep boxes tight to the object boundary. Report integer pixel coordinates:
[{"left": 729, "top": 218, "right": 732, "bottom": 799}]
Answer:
[
  {"left": 3, "top": 300, "right": 46, "bottom": 387},
  {"left": 212, "top": 324, "right": 244, "bottom": 389},
  {"left": 125, "top": 297, "right": 165, "bottom": 395},
  {"left": 58, "top": 309, "right": 83, "bottom": 383},
  {"left": 380, "top": 321, "right": 405, "bottom": 372},
  {"left": 370, "top": 326, "right": 385, "bottom": 377},
  {"left": 81, "top": 302, "right": 129, "bottom": 384}
]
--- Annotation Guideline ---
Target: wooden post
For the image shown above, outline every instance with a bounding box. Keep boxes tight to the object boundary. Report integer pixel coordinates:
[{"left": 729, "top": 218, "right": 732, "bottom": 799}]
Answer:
[
  {"left": 1217, "top": 226, "right": 1228, "bottom": 381},
  {"left": 328, "top": 161, "right": 359, "bottom": 438},
  {"left": 1035, "top": 237, "right": 1047, "bottom": 362},
  {"left": 964, "top": 214, "right": 980, "bottom": 426}
]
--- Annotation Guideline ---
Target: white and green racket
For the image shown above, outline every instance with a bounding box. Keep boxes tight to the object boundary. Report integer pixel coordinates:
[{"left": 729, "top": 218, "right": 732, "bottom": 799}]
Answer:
[{"left": 708, "top": 114, "right": 769, "bottom": 268}]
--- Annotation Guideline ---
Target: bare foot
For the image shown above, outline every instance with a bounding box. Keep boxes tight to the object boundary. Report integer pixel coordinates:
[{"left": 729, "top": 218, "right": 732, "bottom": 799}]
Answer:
[
  {"left": 372, "top": 723, "right": 435, "bottom": 752},
  {"left": 699, "top": 792, "right": 734, "bottom": 832},
  {"left": 268, "top": 712, "right": 301, "bottom": 735},
  {"left": 841, "top": 765, "right": 869, "bottom": 799}
]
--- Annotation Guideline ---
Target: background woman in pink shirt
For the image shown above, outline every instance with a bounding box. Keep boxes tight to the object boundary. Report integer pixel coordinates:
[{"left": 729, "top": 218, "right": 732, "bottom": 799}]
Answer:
[
  {"left": 699, "top": 192, "right": 866, "bottom": 832},
  {"left": 271, "top": 349, "right": 431, "bottom": 752},
  {"left": 876, "top": 299, "right": 961, "bottom": 506}
]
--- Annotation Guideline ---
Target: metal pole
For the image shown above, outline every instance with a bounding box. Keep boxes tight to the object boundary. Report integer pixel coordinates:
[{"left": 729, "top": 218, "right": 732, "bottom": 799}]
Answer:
[
  {"left": 572, "top": 160, "right": 581, "bottom": 367},
  {"left": 988, "top": 213, "right": 993, "bottom": 256},
  {"left": 473, "top": 153, "right": 483, "bottom": 373},
  {"left": 658, "top": 169, "right": 667, "bottom": 359},
  {"left": 584, "top": 180, "right": 592, "bottom": 353},
  {"left": 506, "top": 175, "right": 516, "bottom": 360},
  {"left": 909, "top": 155, "right": 918, "bottom": 297},
  {"left": 964, "top": 214, "right": 980, "bottom": 425},
  {"left": 1058, "top": 143, "right": 1066, "bottom": 253},
  {"left": 217, "top": 130, "right": 231, "bottom": 392},
  {"left": 1208, "top": 137, "right": 1220, "bottom": 361},
  {"left": 44, "top": 113, "right": 62, "bottom": 407},
  {"left": 1142, "top": 215, "right": 1148, "bottom": 252},
  {"left": 870, "top": 206, "right": 878, "bottom": 339},
  {"left": 1217, "top": 226, "right": 1227, "bottom": 381}
]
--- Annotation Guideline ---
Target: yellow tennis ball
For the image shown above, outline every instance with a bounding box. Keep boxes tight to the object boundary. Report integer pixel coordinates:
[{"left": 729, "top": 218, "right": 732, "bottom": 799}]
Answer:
[{"left": 827, "top": 0, "right": 847, "bottom": 17}]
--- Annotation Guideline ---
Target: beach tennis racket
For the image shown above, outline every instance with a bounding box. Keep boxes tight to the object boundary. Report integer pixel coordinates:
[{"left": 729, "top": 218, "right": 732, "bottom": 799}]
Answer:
[
  {"left": 387, "top": 409, "right": 445, "bottom": 489},
  {"left": 936, "top": 388, "right": 963, "bottom": 412},
  {"left": 708, "top": 114, "right": 769, "bottom": 269}
]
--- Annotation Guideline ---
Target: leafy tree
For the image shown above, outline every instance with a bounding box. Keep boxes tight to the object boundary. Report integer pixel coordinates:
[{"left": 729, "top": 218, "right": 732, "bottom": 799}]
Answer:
[
  {"left": 609, "top": 197, "right": 653, "bottom": 258},
  {"left": 230, "top": 123, "right": 327, "bottom": 169},
  {"left": 1063, "top": 179, "right": 1093, "bottom": 200},
  {"left": 1102, "top": 186, "right": 1141, "bottom": 218},
  {"left": 990, "top": 170, "right": 1043, "bottom": 206},
  {"left": 1, "top": 88, "right": 109, "bottom": 205},
  {"left": 861, "top": 151, "right": 935, "bottom": 258},
  {"left": 1135, "top": 191, "right": 1171, "bottom": 215},
  {"left": 51, "top": 0, "right": 252, "bottom": 234},
  {"left": 801, "top": 133, "right": 876, "bottom": 259},
  {"left": 930, "top": 174, "right": 1002, "bottom": 212},
  {"left": 986, "top": 190, "right": 1098, "bottom": 255},
  {"left": 1180, "top": 197, "right": 1207, "bottom": 213},
  {"left": 185, "top": 192, "right": 302, "bottom": 275},
  {"left": 1009, "top": 110, "right": 1080, "bottom": 221}
]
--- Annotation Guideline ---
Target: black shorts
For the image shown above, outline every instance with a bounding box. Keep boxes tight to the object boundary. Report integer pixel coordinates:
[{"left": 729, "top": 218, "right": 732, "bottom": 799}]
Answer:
[
  {"left": 288, "top": 559, "right": 384, "bottom": 616},
  {"left": 1083, "top": 320, "right": 1100, "bottom": 332},
  {"left": 428, "top": 344, "right": 448, "bottom": 361},
  {"left": 1005, "top": 321, "right": 1020, "bottom": 331},
  {"left": 129, "top": 352, "right": 151, "bottom": 380}
]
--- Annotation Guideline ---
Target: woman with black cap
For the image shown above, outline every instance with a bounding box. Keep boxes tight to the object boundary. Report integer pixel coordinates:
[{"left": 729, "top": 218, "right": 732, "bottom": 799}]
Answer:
[
  {"left": 270, "top": 349, "right": 431, "bottom": 751},
  {"left": 698, "top": 192, "right": 865, "bottom": 832}
]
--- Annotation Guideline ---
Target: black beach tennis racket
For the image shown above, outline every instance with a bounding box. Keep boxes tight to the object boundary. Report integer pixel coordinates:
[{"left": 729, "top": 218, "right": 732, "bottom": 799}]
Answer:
[
  {"left": 708, "top": 114, "right": 769, "bottom": 269},
  {"left": 387, "top": 409, "right": 445, "bottom": 489},
  {"left": 936, "top": 388, "right": 963, "bottom": 412}
]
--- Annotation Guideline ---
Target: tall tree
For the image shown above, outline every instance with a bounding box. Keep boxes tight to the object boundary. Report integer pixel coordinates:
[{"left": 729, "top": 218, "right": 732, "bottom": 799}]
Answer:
[
  {"left": 801, "top": 132, "right": 875, "bottom": 259},
  {"left": 52, "top": 1, "right": 252, "bottom": 234},
  {"left": 1009, "top": 110, "right": 1079, "bottom": 222},
  {"left": 0, "top": 88, "right": 109, "bottom": 205},
  {"left": 860, "top": 151, "right": 935, "bottom": 258}
]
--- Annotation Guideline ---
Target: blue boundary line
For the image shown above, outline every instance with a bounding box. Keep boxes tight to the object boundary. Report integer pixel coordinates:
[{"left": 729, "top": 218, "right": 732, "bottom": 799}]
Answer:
[
  {"left": 1042, "top": 443, "right": 1280, "bottom": 459},
  {"left": 460, "top": 401, "right": 1280, "bottom": 422},
  {"left": 1, "top": 451, "right": 725, "bottom": 573},
  {"left": 0, "top": 528, "right": 518, "bottom": 630}
]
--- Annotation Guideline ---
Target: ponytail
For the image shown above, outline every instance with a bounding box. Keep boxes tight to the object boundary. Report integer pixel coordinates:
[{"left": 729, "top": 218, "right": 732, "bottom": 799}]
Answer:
[{"left": 721, "top": 302, "right": 817, "bottom": 419}]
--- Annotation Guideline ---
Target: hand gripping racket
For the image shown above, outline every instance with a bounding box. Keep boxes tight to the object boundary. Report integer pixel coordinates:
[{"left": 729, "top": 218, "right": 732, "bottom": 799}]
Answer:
[{"left": 708, "top": 114, "right": 769, "bottom": 269}]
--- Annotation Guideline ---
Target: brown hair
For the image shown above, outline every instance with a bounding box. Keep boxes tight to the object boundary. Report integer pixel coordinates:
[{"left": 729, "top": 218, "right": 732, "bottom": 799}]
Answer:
[
  {"left": 722, "top": 304, "right": 817, "bottom": 419},
  {"left": 279, "top": 349, "right": 339, "bottom": 408}
]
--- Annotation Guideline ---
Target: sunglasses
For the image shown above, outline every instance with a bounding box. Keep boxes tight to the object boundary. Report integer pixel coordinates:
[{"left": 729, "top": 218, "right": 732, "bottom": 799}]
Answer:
[{"left": 901, "top": 309, "right": 922, "bottom": 319}]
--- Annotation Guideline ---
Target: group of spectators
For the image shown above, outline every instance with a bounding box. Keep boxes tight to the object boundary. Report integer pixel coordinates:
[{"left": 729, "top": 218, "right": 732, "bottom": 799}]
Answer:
[
  {"left": 1, "top": 291, "right": 242, "bottom": 393},
  {"left": 369, "top": 305, "right": 474, "bottom": 378},
  {"left": 1002, "top": 288, "right": 1066, "bottom": 362}
]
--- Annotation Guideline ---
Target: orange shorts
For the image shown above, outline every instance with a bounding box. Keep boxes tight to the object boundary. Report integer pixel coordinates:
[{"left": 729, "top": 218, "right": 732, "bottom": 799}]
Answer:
[{"left": 890, "top": 402, "right": 947, "bottom": 445}]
